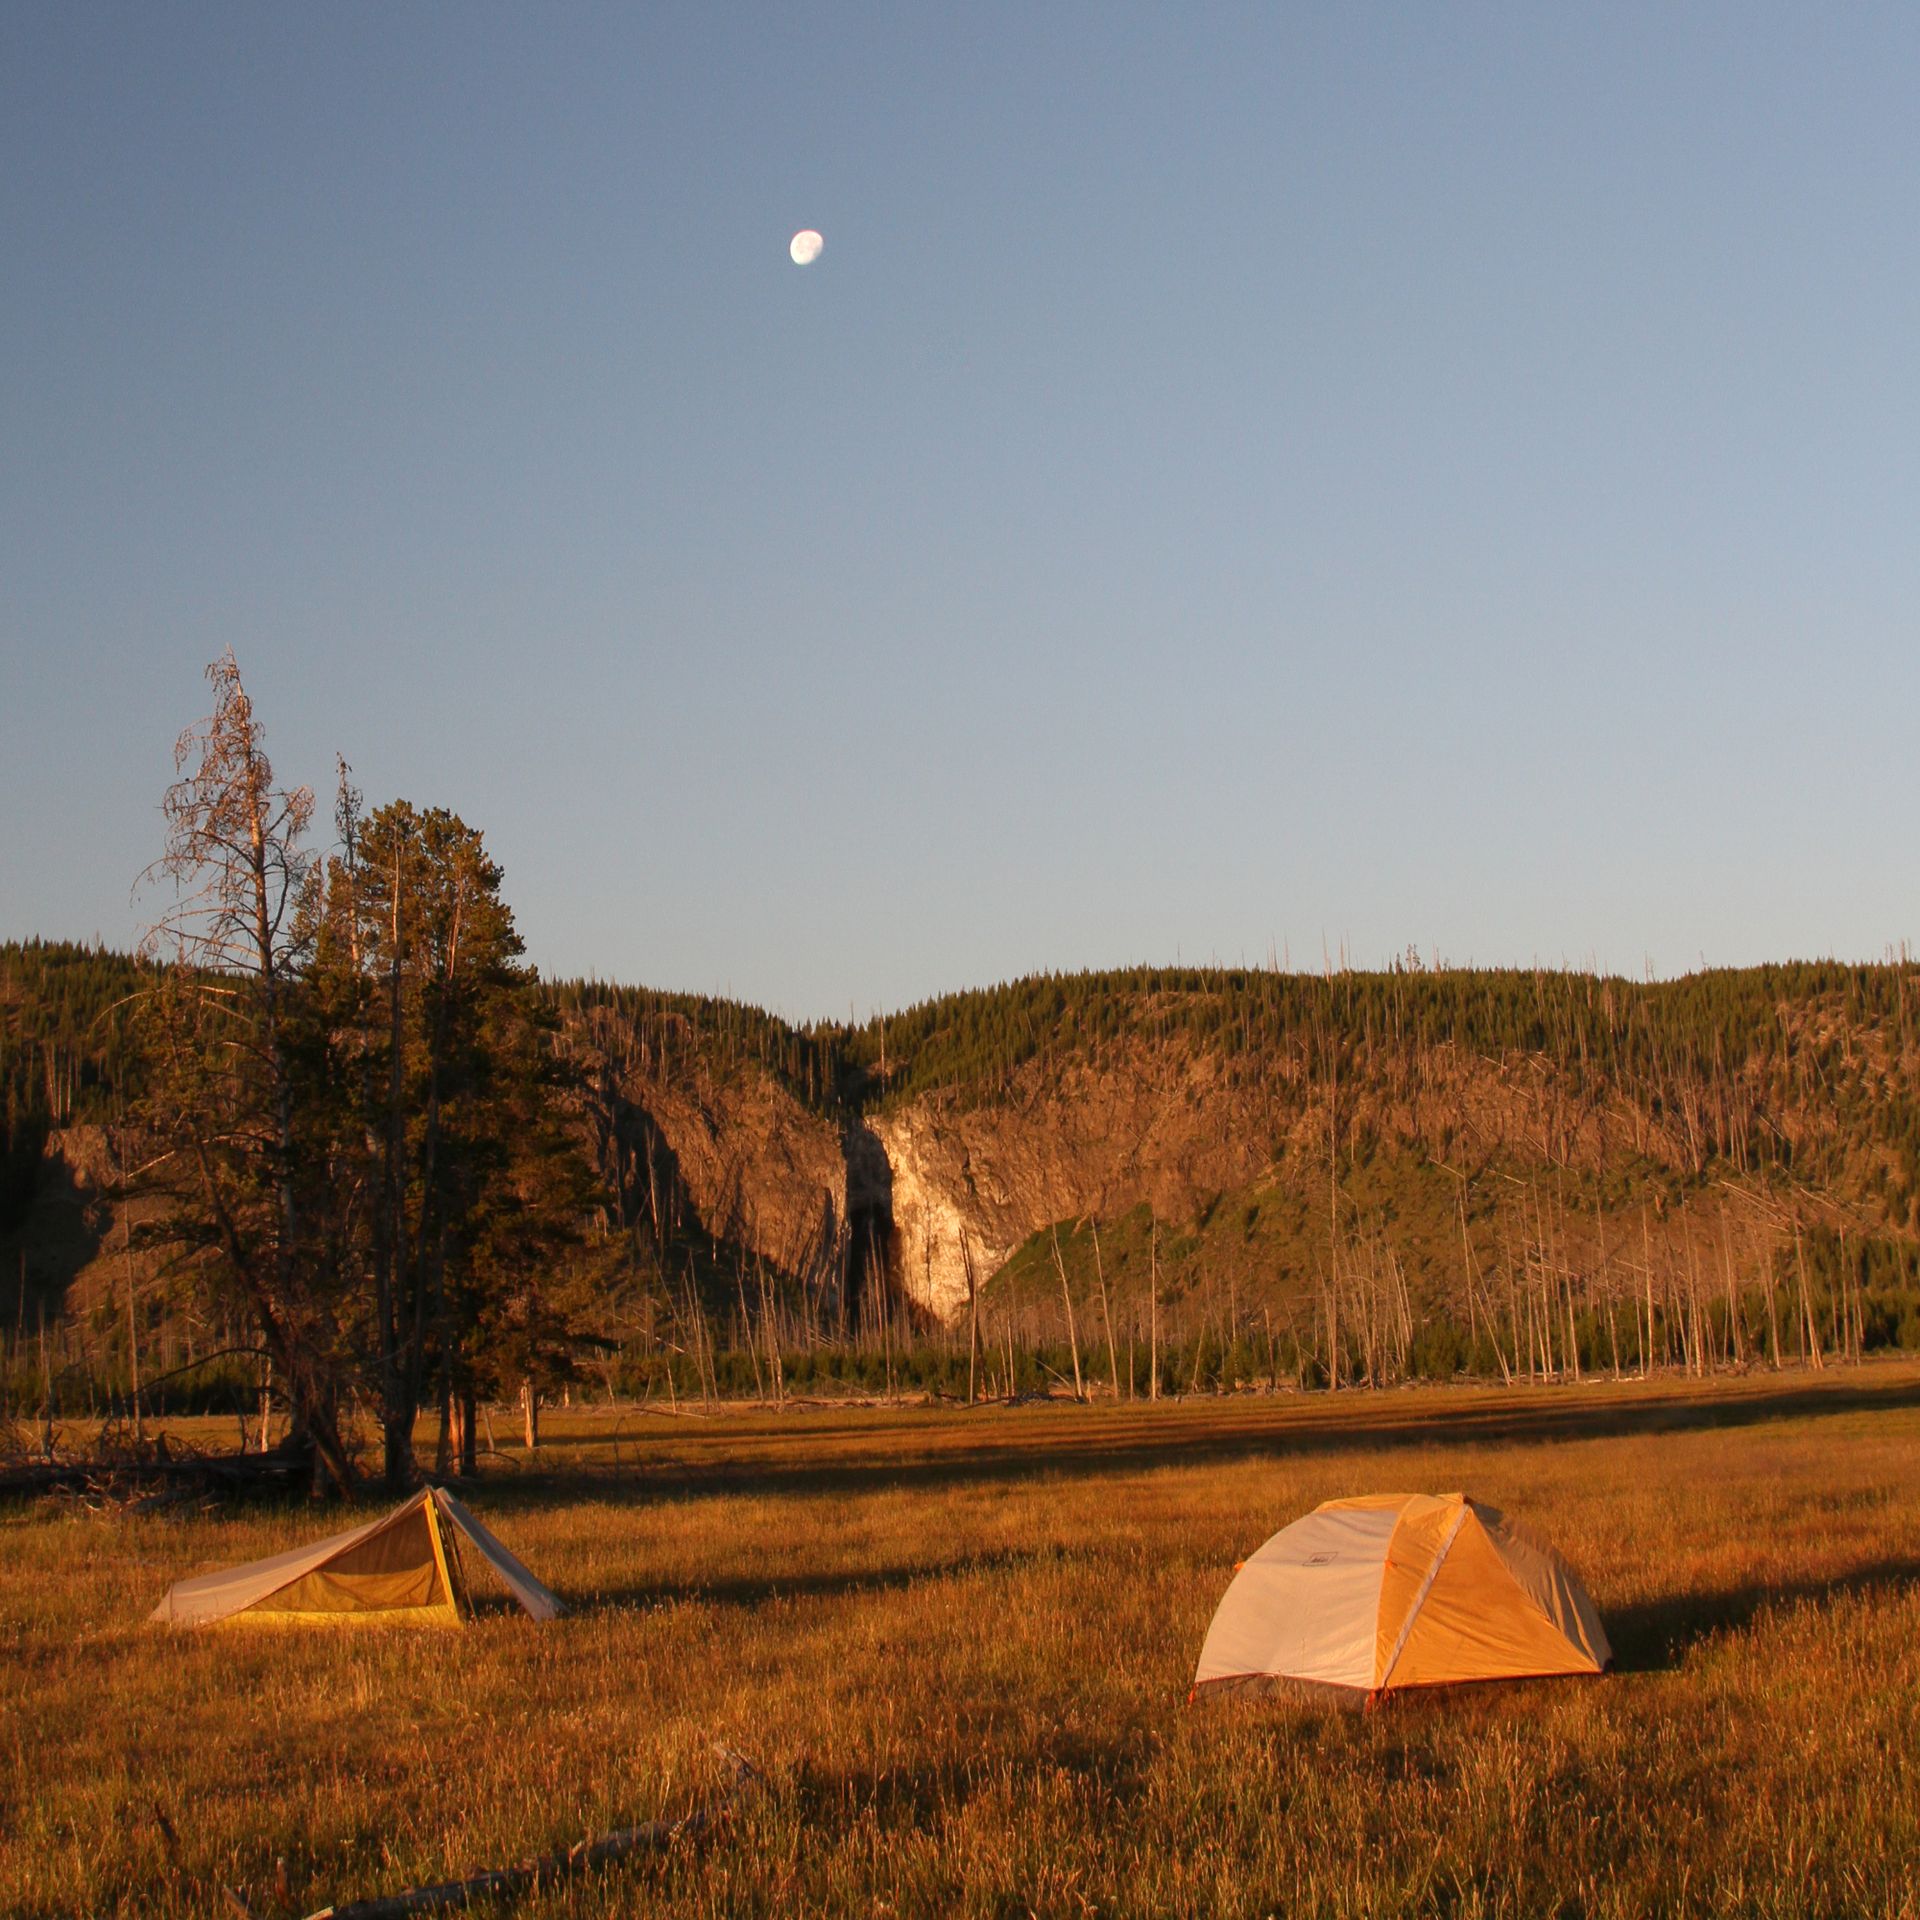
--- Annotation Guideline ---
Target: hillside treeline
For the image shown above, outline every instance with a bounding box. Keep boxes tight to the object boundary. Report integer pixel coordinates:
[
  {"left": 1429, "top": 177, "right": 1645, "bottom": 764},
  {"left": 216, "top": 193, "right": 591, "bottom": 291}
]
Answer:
[
  {"left": 555, "top": 957, "right": 1920, "bottom": 1213},
  {"left": 0, "top": 941, "right": 145, "bottom": 1232},
  {"left": 23, "top": 954, "right": 1920, "bottom": 1245},
  {"left": 15, "top": 952, "right": 1920, "bottom": 1408},
  {"left": 531, "top": 962, "right": 1920, "bottom": 1403},
  {"left": 11, "top": 726, "right": 1920, "bottom": 1433}
]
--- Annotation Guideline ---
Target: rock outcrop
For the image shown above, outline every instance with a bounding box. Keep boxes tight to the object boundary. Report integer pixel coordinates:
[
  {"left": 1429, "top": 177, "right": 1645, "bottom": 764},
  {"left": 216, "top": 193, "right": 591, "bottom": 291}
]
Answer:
[
  {"left": 557, "top": 988, "right": 1901, "bottom": 1329},
  {"left": 874, "top": 1044, "right": 1276, "bottom": 1318}
]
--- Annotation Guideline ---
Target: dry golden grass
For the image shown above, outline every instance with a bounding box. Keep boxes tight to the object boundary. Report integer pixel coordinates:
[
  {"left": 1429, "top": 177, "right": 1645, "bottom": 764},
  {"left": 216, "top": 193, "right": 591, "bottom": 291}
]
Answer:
[{"left": 5, "top": 1366, "right": 1920, "bottom": 1918}]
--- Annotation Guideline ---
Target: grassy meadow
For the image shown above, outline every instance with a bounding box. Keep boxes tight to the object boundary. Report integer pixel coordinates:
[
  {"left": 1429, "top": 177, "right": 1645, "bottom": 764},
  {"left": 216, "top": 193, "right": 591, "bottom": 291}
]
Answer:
[{"left": 4, "top": 1366, "right": 1920, "bottom": 1917}]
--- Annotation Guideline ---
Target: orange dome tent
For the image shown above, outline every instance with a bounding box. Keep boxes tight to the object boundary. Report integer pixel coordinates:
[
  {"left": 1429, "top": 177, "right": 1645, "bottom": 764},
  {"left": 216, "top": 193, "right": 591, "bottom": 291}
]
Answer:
[{"left": 1193, "top": 1493, "right": 1609, "bottom": 1702}]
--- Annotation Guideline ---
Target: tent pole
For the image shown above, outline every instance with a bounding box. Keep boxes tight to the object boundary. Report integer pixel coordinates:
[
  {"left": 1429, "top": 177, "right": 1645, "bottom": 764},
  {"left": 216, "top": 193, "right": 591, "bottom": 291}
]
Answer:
[{"left": 425, "top": 1491, "right": 464, "bottom": 1623}]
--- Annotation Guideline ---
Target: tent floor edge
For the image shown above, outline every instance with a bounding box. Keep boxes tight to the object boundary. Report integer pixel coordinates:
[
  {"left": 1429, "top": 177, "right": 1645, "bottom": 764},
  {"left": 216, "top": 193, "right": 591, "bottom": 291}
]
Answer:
[
  {"left": 217, "top": 1606, "right": 465, "bottom": 1629},
  {"left": 1189, "top": 1673, "right": 1372, "bottom": 1708}
]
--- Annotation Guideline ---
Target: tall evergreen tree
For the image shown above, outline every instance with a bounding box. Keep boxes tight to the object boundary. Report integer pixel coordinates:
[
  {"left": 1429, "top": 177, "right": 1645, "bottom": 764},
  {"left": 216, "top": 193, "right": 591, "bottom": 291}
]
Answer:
[{"left": 308, "top": 794, "right": 601, "bottom": 1485}]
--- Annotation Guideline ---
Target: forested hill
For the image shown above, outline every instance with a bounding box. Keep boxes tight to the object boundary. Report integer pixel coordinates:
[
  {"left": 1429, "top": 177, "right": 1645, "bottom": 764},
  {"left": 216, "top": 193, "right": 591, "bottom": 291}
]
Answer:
[
  {"left": 547, "top": 960, "right": 1920, "bottom": 1377},
  {"left": 847, "top": 961, "right": 1914, "bottom": 1119},
  {"left": 0, "top": 941, "right": 145, "bottom": 1227},
  {"left": 550, "top": 960, "right": 1920, "bottom": 1210},
  {"left": 14, "top": 947, "right": 1920, "bottom": 1229},
  {"left": 10, "top": 942, "right": 1920, "bottom": 1391}
]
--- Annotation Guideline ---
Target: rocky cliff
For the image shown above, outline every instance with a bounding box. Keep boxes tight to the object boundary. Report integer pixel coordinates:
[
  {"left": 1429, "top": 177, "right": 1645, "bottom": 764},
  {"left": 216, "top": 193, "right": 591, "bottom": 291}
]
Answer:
[
  {"left": 579, "top": 1003, "right": 1846, "bottom": 1325},
  {"left": 14, "top": 961, "right": 1919, "bottom": 1352}
]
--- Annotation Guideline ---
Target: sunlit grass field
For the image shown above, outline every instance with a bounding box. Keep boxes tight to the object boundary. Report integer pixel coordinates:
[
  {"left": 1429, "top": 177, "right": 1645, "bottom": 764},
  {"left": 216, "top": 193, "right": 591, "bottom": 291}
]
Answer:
[{"left": 5, "top": 1365, "right": 1920, "bottom": 1917}]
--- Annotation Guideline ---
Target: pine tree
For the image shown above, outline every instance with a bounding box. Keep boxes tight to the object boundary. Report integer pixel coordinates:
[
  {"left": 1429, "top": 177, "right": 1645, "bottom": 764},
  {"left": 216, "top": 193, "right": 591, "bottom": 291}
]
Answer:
[{"left": 308, "top": 795, "right": 603, "bottom": 1484}]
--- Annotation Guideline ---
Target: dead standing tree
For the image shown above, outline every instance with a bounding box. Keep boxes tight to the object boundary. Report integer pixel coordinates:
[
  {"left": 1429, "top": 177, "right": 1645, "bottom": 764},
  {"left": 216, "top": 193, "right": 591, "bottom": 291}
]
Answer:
[
  {"left": 138, "top": 652, "right": 355, "bottom": 1492},
  {"left": 1049, "top": 1223, "right": 1085, "bottom": 1402}
]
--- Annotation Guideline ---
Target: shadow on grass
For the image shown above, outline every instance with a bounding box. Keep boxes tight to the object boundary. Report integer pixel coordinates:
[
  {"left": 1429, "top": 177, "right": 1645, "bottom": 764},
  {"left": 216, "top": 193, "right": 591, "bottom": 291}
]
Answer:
[
  {"left": 457, "top": 1371, "right": 1920, "bottom": 1517},
  {"left": 569, "top": 1544, "right": 1048, "bottom": 1617},
  {"left": 784, "top": 1717, "right": 1162, "bottom": 1839},
  {"left": 1604, "top": 1555, "right": 1920, "bottom": 1673}
]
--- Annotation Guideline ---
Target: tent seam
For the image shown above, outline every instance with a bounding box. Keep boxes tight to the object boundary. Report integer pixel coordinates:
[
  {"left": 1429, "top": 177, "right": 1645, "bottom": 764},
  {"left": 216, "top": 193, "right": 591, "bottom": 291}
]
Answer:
[{"left": 1377, "top": 1500, "right": 1471, "bottom": 1690}]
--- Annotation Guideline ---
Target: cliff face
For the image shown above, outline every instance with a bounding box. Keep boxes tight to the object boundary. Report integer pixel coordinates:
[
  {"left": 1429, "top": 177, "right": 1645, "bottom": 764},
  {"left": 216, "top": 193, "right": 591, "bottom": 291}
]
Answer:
[
  {"left": 569, "top": 1034, "right": 1282, "bottom": 1321},
  {"left": 4, "top": 1125, "right": 165, "bottom": 1333},
  {"left": 867, "top": 1026, "right": 1790, "bottom": 1321},
  {"left": 582, "top": 1031, "right": 1663, "bottom": 1323},
  {"left": 873, "top": 1045, "right": 1275, "bottom": 1318},
  {"left": 13, "top": 966, "right": 1920, "bottom": 1358},
  {"left": 584, "top": 1058, "right": 852, "bottom": 1288},
  {"left": 596, "top": 1011, "right": 1885, "bottom": 1326}
]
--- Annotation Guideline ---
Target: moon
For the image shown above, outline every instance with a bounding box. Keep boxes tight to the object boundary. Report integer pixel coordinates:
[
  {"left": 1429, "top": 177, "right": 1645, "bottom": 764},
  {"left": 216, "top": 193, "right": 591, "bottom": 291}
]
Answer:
[{"left": 789, "top": 229, "right": 824, "bottom": 266}]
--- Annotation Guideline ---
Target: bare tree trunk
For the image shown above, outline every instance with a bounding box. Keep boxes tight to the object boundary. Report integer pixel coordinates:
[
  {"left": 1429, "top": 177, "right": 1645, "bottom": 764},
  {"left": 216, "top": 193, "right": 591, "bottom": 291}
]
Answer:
[
  {"left": 1461, "top": 1187, "right": 1479, "bottom": 1359},
  {"left": 1092, "top": 1219, "right": 1120, "bottom": 1400},
  {"left": 1050, "top": 1225, "right": 1084, "bottom": 1402},
  {"left": 1684, "top": 1212, "right": 1707, "bottom": 1376},
  {"left": 881, "top": 1255, "right": 895, "bottom": 1401},
  {"left": 1326, "top": 1164, "right": 1341, "bottom": 1391},
  {"left": 1762, "top": 1221, "right": 1782, "bottom": 1369},
  {"left": 1641, "top": 1210, "right": 1656, "bottom": 1377},
  {"left": 120, "top": 1139, "right": 143, "bottom": 1444},
  {"left": 1793, "top": 1220, "right": 1824, "bottom": 1369},
  {"left": 962, "top": 1230, "right": 979, "bottom": 1406},
  {"left": 1458, "top": 1175, "right": 1512, "bottom": 1385},
  {"left": 377, "top": 837, "right": 408, "bottom": 1490},
  {"left": 757, "top": 1259, "right": 784, "bottom": 1409},
  {"left": 1719, "top": 1213, "right": 1743, "bottom": 1367},
  {"left": 1835, "top": 1221, "right": 1850, "bottom": 1359},
  {"left": 38, "top": 1301, "right": 53, "bottom": 1457},
  {"left": 734, "top": 1256, "right": 764, "bottom": 1402},
  {"left": 1597, "top": 1200, "right": 1621, "bottom": 1381},
  {"left": 1148, "top": 1212, "right": 1160, "bottom": 1403},
  {"left": 1003, "top": 1283, "right": 1016, "bottom": 1400}
]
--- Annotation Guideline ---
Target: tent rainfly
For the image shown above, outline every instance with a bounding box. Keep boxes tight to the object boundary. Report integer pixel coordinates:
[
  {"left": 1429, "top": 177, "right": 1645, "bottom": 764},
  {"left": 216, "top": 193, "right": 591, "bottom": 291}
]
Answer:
[
  {"left": 149, "top": 1486, "right": 563, "bottom": 1627},
  {"left": 1193, "top": 1492, "right": 1609, "bottom": 1702}
]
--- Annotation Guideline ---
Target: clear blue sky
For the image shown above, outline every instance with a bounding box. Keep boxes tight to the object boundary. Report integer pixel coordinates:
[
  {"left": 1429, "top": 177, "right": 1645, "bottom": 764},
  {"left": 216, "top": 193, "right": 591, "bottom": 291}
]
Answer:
[{"left": 4, "top": 5, "right": 1916, "bottom": 1018}]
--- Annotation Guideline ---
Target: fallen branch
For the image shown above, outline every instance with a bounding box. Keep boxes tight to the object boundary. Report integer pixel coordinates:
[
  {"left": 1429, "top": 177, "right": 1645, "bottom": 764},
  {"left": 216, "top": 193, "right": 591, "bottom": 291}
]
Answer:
[
  {"left": 301, "top": 1746, "right": 761, "bottom": 1920},
  {"left": 0, "top": 1436, "right": 315, "bottom": 1505}
]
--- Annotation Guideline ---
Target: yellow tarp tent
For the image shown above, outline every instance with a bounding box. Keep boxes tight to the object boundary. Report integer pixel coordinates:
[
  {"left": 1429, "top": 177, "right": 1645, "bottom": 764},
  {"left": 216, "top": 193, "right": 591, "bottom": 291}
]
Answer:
[
  {"left": 149, "top": 1485, "right": 562, "bottom": 1627},
  {"left": 1193, "top": 1492, "right": 1608, "bottom": 1701}
]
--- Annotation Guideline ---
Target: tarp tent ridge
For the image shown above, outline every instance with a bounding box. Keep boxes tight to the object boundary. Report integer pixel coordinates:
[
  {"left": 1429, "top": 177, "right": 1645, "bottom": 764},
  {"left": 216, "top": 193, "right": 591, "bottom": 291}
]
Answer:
[{"left": 149, "top": 1486, "right": 563, "bottom": 1627}]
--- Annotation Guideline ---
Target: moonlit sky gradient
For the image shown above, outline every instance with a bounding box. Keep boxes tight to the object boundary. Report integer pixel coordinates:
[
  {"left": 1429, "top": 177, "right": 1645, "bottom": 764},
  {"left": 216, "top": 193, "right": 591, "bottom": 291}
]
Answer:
[{"left": 4, "top": 6, "right": 1917, "bottom": 1018}]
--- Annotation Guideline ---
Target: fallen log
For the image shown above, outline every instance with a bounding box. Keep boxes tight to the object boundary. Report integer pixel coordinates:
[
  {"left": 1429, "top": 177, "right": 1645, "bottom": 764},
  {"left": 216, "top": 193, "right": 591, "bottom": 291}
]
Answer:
[
  {"left": 300, "top": 1747, "right": 760, "bottom": 1920},
  {"left": 0, "top": 1441, "right": 315, "bottom": 1505}
]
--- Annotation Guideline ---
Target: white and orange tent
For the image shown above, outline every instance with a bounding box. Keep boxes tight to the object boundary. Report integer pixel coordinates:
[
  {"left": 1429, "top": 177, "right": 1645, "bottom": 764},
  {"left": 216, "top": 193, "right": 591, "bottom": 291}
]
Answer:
[
  {"left": 149, "top": 1485, "right": 562, "bottom": 1627},
  {"left": 1193, "top": 1492, "right": 1608, "bottom": 1701}
]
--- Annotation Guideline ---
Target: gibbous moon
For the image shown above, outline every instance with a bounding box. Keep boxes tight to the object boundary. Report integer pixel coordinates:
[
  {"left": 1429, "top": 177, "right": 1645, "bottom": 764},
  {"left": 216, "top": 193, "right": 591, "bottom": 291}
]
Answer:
[{"left": 789, "top": 229, "right": 824, "bottom": 266}]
